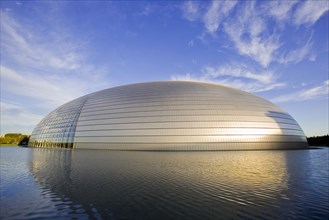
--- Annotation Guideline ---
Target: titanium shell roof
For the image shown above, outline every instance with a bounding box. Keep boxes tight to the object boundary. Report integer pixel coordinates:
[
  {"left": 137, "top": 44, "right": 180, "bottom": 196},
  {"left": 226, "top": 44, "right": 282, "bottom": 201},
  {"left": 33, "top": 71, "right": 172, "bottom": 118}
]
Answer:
[{"left": 28, "top": 81, "right": 308, "bottom": 150}]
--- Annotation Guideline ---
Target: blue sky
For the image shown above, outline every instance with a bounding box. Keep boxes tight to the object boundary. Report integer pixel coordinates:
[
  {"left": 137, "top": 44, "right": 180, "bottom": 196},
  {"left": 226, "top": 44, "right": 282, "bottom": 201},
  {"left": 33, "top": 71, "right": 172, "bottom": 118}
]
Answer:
[{"left": 1, "top": 1, "right": 328, "bottom": 137}]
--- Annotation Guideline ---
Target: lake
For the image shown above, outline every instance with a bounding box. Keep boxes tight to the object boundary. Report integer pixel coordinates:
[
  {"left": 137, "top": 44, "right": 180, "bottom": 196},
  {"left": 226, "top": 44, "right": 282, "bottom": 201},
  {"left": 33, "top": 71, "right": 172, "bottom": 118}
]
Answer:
[{"left": 1, "top": 146, "right": 328, "bottom": 219}]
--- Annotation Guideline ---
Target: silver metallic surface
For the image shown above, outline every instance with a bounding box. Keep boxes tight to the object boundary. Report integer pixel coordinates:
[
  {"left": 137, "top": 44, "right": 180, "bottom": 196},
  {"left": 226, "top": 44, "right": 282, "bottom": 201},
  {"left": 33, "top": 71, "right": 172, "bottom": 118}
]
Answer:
[{"left": 28, "top": 81, "right": 308, "bottom": 150}]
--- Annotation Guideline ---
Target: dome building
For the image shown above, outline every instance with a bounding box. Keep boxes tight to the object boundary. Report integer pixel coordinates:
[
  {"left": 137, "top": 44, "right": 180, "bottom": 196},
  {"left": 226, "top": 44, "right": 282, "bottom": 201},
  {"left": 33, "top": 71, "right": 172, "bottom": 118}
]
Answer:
[{"left": 28, "top": 81, "right": 308, "bottom": 150}]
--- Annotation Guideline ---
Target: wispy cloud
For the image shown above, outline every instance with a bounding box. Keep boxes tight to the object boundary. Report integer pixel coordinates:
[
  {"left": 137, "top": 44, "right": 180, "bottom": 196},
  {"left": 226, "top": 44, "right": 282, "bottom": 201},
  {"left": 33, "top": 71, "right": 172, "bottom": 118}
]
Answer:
[
  {"left": 0, "top": 10, "right": 111, "bottom": 103},
  {"left": 202, "top": 64, "right": 275, "bottom": 84},
  {"left": 181, "top": 1, "right": 200, "bottom": 22},
  {"left": 266, "top": 0, "right": 298, "bottom": 22},
  {"left": 188, "top": 40, "right": 194, "bottom": 47},
  {"left": 181, "top": 0, "right": 326, "bottom": 68},
  {"left": 171, "top": 73, "right": 203, "bottom": 82},
  {"left": 278, "top": 35, "right": 314, "bottom": 64},
  {"left": 272, "top": 80, "right": 329, "bottom": 103},
  {"left": 181, "top": 1, "right": 281, "bottom": 67},
  {"left": 223, "top": 2, "right": 281, "bottom": 68},
  {"left": 1, "top": 66, "right": 85, "bottom": 108},
  {"left": 171, "top": 63, "right": 286, "bottom": 93},
  {"left": 203, "top": 0, "right": 237, "bottom": 34},
  {"left": 0, "top": 10, "right": 82, "bottom": 71},
  {"left": 1, "top": 101, "right": 43, "bottom": 135},
  {"left": 140, "top": 4, "right": 154, "bottom": 16},
  {"left": 293, "top": 0, "right": 329, "bottom": 26},
  {"left": 0, "top": 8, "right": 111, "bottom": 134}
]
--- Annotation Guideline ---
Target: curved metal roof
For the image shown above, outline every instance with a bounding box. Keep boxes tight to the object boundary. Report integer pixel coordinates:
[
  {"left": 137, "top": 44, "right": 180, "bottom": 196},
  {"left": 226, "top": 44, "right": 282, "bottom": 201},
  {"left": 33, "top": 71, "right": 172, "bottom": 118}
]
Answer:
[{"left": 29, "top": 81, "right": 308, "bottom": 150}]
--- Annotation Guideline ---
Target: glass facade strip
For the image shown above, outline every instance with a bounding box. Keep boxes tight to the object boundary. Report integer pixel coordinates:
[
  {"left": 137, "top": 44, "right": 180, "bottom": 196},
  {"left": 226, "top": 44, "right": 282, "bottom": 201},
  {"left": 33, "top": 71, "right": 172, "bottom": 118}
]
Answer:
[{"left": 29, "top": 96, "right": 88, "bottom": 148}]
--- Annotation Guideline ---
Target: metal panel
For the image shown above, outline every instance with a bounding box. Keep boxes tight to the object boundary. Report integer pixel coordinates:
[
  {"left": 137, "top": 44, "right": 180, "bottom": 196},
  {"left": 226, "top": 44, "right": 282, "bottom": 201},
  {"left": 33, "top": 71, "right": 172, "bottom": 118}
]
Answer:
[
  {"left": 78, "top": 109, "right": 294, "bottom": 120},
  {"left": 76, "top": 115, "right": 298, "bottom": 125},
  {"left": 75, "top": 121, "right": 302, "bottom": 131},
  {"left": 28, "top": 81, "right": 308, "bottom": 150},
  {"left": 74, "top": 128, "right": 305, "bottom": 137}
]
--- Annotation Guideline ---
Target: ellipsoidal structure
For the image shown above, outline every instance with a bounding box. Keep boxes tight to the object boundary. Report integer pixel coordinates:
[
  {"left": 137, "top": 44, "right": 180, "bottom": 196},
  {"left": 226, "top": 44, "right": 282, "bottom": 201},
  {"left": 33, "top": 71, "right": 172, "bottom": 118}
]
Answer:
[{"left": 28, "top": 81, "right": 308, "bottom": 150}]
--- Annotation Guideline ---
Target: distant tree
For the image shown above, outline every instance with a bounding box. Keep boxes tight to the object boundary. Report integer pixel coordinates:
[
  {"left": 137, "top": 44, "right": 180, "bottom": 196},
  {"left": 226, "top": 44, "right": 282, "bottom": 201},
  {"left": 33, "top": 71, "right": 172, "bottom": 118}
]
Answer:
[
  {"left": 1, "top": 133, "right": 30, "bottom": 145},
  {"left": 307, "top": 135, "right": 329, "bottom": 146},
  {"left": 4, "top": 133, "right": 22, "bottom": 137}
]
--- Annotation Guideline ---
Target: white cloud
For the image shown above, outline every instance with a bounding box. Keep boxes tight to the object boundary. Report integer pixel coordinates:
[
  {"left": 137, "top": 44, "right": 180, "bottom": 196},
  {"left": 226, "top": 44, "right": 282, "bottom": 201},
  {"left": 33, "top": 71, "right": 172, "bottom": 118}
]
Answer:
[
  {"left": 216, "top": 79, "right": 286, "bottom": 93},
  {"left": 1, "top": 102, "right": 22, "bottom": 111},
  {"left": 203, "top": 0, "right": 237, "bottom": 34},
  {"left": 278, "top": 36, "right": 313, "bottom": 64},
  {"left": 202, "top": 64, "right": 275, "bottom": 84},
  {"left": 181, "top": 1, "right": 324, "bottom": 68},
  {"left": 266, "top": 0, "right": 298, "bottom": 22},
  {"left": 223, "top": 2, "right": 281, "bottom": 68},
  {"left": 171, "top": 63, "right": 286, "bottom": 93},
  {"left": 171, "top": 73, "right": 205, "bottom": 82},
  {"left": 0, "top": 11, "right": 82, "bottom": 71},
  {"left": 1, "top": 66, "right": 81, "bottom": 107},
  {"left": 188, "top": 40, "right": 194, "bottom": 47},
  {"left": 141, "top": 4, "right": 154, "bottom": 16},
  {"left": 0, "top": 9, "right": 112, "bottom": 135},
  {"left": 0, "top": 9, "right": 110, "bottom": 82},
  {"left": 171, "top": 73, "right": 285, "bottom": 93},
  {"left": 1, "top": 101, "right": 43, "bottom": 135},
  {"left": 182, "top": 1, "right": 200, "bottom": 21},
  {"left": 272, "top": 80, "right": 329, "bottom": 103},
  {"left": 0, "top": 10, "right": 111, "bottom": 102},
  {"left": 293, "top": 0, "right": 329, "bottom": 25}
]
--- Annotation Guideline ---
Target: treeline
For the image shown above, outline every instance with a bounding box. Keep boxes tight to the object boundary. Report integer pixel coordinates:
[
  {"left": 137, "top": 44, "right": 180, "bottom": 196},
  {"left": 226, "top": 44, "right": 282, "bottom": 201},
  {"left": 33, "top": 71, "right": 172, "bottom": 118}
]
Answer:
[
  {"left": 0, "top": 133, "right": 30, "bottom": 146},
  {"left": 307, "top": 135, "right": 329, "bottom": 146}
]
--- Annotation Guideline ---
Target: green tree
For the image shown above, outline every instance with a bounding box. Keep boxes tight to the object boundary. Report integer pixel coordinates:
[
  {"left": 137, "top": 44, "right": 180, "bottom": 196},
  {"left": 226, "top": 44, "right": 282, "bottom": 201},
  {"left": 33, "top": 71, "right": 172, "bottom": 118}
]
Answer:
[{"left": 1, "top": 133, "right": 30, "bottom": 146}]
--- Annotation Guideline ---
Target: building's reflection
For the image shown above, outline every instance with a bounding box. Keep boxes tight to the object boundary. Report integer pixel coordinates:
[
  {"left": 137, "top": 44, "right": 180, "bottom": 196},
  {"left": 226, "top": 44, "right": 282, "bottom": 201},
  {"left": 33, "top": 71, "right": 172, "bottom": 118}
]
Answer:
[{"left": 29, "top": 148, "right": 305, "bottom": 219}]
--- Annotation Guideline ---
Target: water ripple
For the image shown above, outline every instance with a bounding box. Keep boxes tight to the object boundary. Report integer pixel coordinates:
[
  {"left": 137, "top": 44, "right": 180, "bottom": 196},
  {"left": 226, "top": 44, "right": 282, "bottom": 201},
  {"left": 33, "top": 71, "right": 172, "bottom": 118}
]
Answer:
[{"left": 1, "top": 147, "right": 328, "bottom": 219}]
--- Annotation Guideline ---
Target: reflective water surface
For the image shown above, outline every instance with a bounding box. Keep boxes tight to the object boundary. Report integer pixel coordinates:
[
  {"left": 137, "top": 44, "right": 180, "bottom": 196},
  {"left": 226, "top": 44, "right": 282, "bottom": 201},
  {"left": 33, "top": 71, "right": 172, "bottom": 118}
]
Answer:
[{"left": 1, "top": 147, "right": 328, "bottom": 219}]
